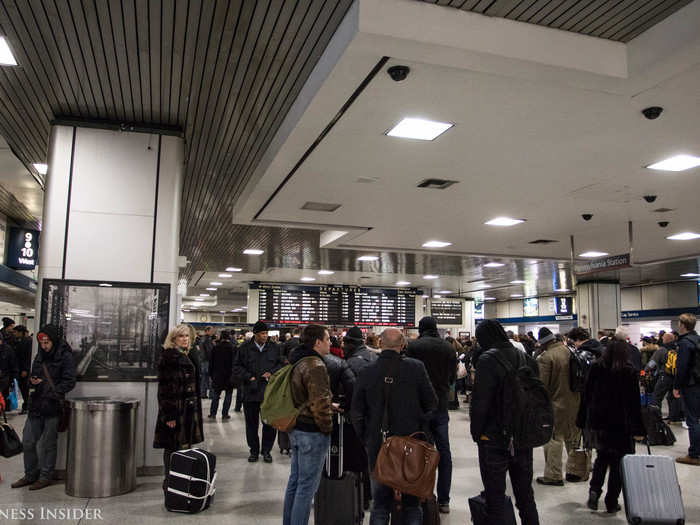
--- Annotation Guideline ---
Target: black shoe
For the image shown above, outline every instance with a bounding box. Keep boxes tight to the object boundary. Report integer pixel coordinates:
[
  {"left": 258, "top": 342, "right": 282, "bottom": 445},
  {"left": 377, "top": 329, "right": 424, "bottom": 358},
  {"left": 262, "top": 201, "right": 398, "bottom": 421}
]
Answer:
[
  {"left": 222, "top": 415, "right": 231, "bottom": 420},
  {"left": 605, "top": 502, "right": 621, "bottom": 513},
  {"left": 587, "top": 489, "right": 600, "bottom": 510},
  {"left": 536, "top": 477, "right": 564, "bottom": 486},
  {"left": 248, "top": 454, "right": 259, "bottom": 463},
  {"left": 566, "top": 474, "right": 584, "bottom": 482},
  {"left": 263, "top": 452, "right": 273, "bottom": 463},
  {"left": 207, "top": 414, "right": 216, "bottom": 419},
  {"left": 234, "top": 408, "right": 242, "bottom": 412}
]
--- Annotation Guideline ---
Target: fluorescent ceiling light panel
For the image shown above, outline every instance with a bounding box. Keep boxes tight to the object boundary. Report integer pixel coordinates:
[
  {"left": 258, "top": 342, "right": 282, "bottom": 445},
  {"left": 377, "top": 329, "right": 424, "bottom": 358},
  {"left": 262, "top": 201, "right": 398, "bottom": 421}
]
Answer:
[
  {"left": 243, "top": 249, "right": 264, "bottom": 255},
  {"left": 199, "top": 294, "right": 210, "bottom": 297},
  {"left": 98, "top": 283, "right": 112, "bottom": 287},
  {"left": 357, "top": 255, "right": 379, "bottom": 261},
  {"left": 510, "top": 280, "right": 525, "bottom": 284},
  {"left": 485, "top": 217, "right": 525, "bottom": 227},
  {"left": 439, "top": 290, "right": 452, "bottom": 294},
  {"left": 555, "top": 288, "right": 570, "bottom": 292},
  {"left": 579, "top": 251, "right": 609, "bottom": 258},
  {"left": 218, "top": 273, "right": 232, "bottom": 278},
  {"left": 318, "top": 270, "right": 335, "bottom": 275},
  {"left": 0, "top": 37, "right": 17, "bottom": 66},
  {"left": 647, "top": 154, "right": 700, "bottom": 172},
  {"left": 210, "top": 281, "right": 223, "bottom": 286},
  {"left": 667, "top": 232, "right": 700, "bottom": 241},
  {"left": 386, "top": 117, "right": 453, "bottom": 141},
  {"left": 33, "top": 163, "right": 48, "bottom": 175},
  {"left": 484, "top": 297, "right": 496, "bottom": 300},
  {"left": 195, "top": 298, "right": 205, "bottom": 302},
  {"left": 681, "top": 273, "right": 700, "bottom": 277},
  {"left": 206, "top": 287, "right": 217, "bottom": 291},
  {"left": 396, "top": 281, "right": 411, "bottom": 286},
  {"left": 422, "top": 240, "right": 452, "bottom": 248},
  {"left": 511, "top": 294, "right": 524, "bottom": 298},
  {"left": 225, "top": 267, "right": 242, "bottom": 272},
  {"left": 423, "top": 275, "right": 439, "bottom": 279},
  {"left": 484, "top": 262, "right": 505, "bottom": 268},
  {"left": 301, "top": 277, "right": 316, "bottom": 282},
  {"left": 433, "top": 295, "right": 442, "bottom": 299}
]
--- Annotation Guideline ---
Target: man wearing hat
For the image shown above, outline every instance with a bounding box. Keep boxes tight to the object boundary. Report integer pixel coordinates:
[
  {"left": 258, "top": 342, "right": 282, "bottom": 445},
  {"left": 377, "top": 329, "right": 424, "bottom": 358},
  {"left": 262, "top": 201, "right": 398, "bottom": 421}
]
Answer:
[
  {"left": 342, "top": 326, "right": 377, "bottom": 377},
  {"left": 536, "top": 327, "right": 583, "bottom": 486},
  {"left": 233, "top": 321, "right": 284, "bottom": 463}
]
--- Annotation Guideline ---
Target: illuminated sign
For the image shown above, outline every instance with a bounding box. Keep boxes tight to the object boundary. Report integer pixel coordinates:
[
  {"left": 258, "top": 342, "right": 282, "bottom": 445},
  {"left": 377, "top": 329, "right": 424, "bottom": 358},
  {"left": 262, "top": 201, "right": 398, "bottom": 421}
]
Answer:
[
  {"left": 6, "top": 228, "right": 39, "bottom": 270},
  {"left": 554, "top": 297, "right": 573, "bottom": 315}
]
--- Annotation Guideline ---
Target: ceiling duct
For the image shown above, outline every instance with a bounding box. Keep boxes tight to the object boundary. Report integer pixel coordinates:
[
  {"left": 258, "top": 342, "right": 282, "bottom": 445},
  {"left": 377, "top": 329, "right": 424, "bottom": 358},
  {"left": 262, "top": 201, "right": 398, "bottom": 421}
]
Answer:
[{"left": 301, "top": 201, "right": 341, "bottom": 212}]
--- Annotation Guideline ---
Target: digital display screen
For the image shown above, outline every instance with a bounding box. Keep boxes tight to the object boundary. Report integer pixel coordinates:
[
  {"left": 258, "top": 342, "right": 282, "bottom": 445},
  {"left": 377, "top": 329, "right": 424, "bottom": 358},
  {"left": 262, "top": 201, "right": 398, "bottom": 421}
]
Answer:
[
  {"left": 6, "top": 227, "right": 39, "bottom": 270},
  {"left": 554, "top": 297, "right": 573, "bottom": 315},
  {"left": 256, "top": 283, "right": 416, "bottom": 326},
  {"left": 430, "top": 300, "right": 463, "bottom": 324},
  {"left": 524, "top": 298, "right": 539, "bottom": 317}
]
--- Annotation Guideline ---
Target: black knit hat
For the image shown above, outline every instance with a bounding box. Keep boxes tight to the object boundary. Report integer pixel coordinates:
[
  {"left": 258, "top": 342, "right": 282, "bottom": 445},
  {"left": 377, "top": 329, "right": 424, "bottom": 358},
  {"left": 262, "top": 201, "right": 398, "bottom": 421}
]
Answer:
[
  {"left": 538, "top": 327, "right": 555, "bottom": 345},
  {"left": 475, "top": 319, "right": 510, "bottom": 351},
  {"left": 2, "top": 317, "right": 14, "bottom": 329},
  {"left": 418, "top": 316, "right": 438, "bottom": 334},
  {"left": 343, "top": 326, "right": 363, "bottom": 343},
  {"left": 252, "top": 321, "right": 268, "bottom": 334}
]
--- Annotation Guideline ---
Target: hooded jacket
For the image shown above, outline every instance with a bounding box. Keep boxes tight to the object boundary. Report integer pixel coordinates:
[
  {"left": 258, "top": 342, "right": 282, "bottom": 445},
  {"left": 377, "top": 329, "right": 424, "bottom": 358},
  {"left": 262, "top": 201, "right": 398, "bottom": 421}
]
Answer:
[
  {"left": 406, "top": 328, "right": 458, "bottom": 412},
  {"left": 344, "top": 342, "right": 377, "bottom": 378},
  {"left": 578, "top": 338, "right": 603, "bottom": 360},
  {"left": 674, "top": 330, "right": 700, "bottom": 389},
  {"left": 289, "top": 345, "right": 333, "bottom": 434},
  {"left": 29, "top": 325, "right": 76, "bottom": 417}
]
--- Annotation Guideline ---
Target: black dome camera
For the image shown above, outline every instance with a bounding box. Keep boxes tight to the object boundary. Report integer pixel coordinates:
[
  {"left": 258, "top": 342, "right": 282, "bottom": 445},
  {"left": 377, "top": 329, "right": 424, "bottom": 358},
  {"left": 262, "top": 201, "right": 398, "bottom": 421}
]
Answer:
[
  {"left": 387, "top": 65, "right": 410, "bottom": 82},
  {"left": 643, "top": 195, "right": 657, "bottom": 203},
  {"left": 642, "top": 106, "right": 663, "bottom": 120},
  {"left": 582, "top": 214, "right": 593, "bottom": 221},
  {"left": 658, "top": 221, "right": 669, "bottom": 228}
]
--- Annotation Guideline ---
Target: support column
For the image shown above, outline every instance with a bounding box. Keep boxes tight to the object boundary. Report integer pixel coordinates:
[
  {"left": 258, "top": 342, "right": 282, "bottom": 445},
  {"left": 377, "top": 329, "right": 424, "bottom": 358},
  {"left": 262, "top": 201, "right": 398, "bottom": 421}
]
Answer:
[
  {"left": 37, "top": 125, "right": 183, "bottom": 471},
  {"left": 576, "top": 281, "right": 621, "bottom": 337}
]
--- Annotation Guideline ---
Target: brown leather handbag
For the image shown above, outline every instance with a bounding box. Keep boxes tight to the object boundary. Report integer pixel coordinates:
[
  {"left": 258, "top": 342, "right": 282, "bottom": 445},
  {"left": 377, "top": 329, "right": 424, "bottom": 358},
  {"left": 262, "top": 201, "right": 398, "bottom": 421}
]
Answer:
[{"left": 371, "top": 355, "right": 440, "bottom": 501}]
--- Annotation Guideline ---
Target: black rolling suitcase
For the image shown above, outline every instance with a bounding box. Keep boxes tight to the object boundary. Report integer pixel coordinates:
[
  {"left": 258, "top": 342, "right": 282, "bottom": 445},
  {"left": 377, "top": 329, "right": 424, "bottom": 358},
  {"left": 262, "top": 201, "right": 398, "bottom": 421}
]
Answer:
[
  {"left": 314, "top": 414, "right": 363, "bottom": 525},
  {"left": 165, "top": 448, "right": 217, "bottom": 513},
  {"left": 621, "top": 441, "right": 685, "bottom": 524},
  {"left": 468, "top": 492, "right": 517, "bottom": 525},
  {"left": 641, "top": 405, "right": 676, "bottom": 446}
]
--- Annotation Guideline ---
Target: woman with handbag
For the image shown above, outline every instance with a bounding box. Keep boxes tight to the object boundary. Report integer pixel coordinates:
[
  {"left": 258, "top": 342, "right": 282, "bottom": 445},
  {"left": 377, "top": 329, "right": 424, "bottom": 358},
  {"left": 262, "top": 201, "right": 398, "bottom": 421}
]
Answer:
[{"left": 11, "top": 324, "right": 76, "bottom": 491}]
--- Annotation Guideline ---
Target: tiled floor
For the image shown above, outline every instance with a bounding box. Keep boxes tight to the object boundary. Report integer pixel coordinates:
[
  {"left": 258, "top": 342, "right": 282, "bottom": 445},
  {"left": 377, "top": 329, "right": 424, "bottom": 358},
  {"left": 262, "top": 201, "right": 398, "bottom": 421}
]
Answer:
[{"left": 1, "top": 400, "right": 698, "bottom": 524}]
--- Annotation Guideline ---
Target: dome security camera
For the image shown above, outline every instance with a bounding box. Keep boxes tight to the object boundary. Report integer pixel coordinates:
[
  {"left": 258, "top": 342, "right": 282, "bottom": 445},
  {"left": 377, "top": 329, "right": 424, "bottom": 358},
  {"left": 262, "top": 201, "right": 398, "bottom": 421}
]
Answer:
[
  {"left": 387, "top": 65, "right": 410, "bottom": 82},
  {"left": 643, "top": 195, "right": 657, "bottom": 203},
  {"left": 582, "top": 214, "right": 593, "bottom": 221},
  {"left": 641, "top": 107, "right": 663, "bottom": 120},
  {"left": 658, "top": 221, "right": 669, "bottom": 228}
]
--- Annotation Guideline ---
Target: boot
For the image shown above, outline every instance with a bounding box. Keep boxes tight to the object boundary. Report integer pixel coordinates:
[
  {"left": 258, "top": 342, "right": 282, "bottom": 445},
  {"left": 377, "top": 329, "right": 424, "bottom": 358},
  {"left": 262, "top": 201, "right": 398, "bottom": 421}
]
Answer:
[{"left": 587, "top": 489, "right": 601, "bottom": 510}]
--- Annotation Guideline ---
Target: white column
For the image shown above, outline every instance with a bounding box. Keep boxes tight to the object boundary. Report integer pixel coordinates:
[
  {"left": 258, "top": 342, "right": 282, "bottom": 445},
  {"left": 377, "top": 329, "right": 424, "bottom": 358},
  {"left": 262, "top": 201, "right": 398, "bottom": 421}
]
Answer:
[{"left": 576, "top": 281, "right": 621, "bottom": 337}]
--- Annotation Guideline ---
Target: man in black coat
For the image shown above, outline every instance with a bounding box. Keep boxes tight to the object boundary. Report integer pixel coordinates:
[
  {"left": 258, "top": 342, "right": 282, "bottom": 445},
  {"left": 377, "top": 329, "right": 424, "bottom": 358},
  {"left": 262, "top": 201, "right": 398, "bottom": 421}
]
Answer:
[
  {"left": 281, "top": 327, "right": 301, "bottom": 364},
  {"left": 343, "top": 326, "right": 377, "bottom": 377},
  {"left": 406, "top": 316, "right": 458, "bottom": 513},
  {"left": 199, "top": 326, "right": 214, "bottom": 399},
  {"left": 12, "top": 324, "right": 76, "bottom": 491},
  {"left": 13, "top": 325, "right": 32, "bottom": 414},
  {"left": 209, "top": 330, "right": 236, "bottom": 419},
  {"left": 233, "top": 321, "right": 284, "bottom": 463},
  {"left": 673, "top": 313, "right": 700, "bottom": 466},
  {"left": 351, "top": 328, "right": 437, "bottom": 525},
  {"left": 0, "top": 331, "right": 18, "bottom": 404}
]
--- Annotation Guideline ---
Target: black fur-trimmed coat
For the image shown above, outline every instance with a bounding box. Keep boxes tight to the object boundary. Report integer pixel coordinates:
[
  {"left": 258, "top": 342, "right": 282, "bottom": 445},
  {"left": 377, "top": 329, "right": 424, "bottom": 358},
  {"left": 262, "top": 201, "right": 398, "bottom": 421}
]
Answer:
[{"left": 153, "top": 347, "right": 204, "bottom": 449}]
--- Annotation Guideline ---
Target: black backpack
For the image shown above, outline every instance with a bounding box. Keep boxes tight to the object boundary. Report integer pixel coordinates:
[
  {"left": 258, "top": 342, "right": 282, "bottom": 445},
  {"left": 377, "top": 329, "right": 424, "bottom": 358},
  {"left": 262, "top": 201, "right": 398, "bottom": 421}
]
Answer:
[
  {"left": 569, "top": 348, "right": 592, "bottom": 393},
  {"left": 487, "top": 348, "right": 554, "bottom": 449}
]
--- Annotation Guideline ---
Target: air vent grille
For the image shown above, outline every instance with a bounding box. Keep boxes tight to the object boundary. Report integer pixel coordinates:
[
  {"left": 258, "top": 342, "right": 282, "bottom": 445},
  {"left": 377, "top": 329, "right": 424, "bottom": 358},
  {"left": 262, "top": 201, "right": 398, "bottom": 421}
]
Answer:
[
  {"left": 301, "top": 201, "right": 341, "bottom": 212},
  {"left": 653, "top": 208, "right": 674, "bottom": 213},
  {"left": 529, "top": 239, "right": 559, "bottom": 244},
  {"left": 417, "top": 178, "right": 458, "bottom": 189}
]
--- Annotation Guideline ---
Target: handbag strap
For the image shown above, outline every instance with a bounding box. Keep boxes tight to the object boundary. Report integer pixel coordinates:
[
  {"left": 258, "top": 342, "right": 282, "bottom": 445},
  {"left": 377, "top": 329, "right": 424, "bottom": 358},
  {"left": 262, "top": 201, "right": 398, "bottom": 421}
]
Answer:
[
  {"left": 41, "top": 362, "right": 59, "bottom": 394},
  {"left": 380, "top": 353, "right": 401, "bottom": 439}
]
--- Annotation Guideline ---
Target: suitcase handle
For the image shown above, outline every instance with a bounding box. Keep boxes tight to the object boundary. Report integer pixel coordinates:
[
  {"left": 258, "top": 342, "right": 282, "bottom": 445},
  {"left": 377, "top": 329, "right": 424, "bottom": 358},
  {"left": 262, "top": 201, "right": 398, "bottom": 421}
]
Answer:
[{"left": 325, "top": 413, "right": 344, "bottom": 478}]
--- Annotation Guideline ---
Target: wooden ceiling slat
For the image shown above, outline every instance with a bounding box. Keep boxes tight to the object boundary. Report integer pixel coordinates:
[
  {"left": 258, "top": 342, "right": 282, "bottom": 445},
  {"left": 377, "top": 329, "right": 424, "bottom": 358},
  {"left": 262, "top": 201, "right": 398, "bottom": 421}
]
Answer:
[
  {"left": 527, "top": 0, "right": 568, "bottom": 23},
  {"left": 584, "top": 0, "right": 648, "bottom": 36},
  {"left": 558, "top": 0, "right": 615, "bottom": 31},
  {"left": 148, "top": 0, "right": 162, "bottom": 123},
  {"left": 92, "top": 0, "right": 126, "bottom": 121},
  {"left": 609, "top": 0, "right": 684, "bottom": 41},
  {"left": 107, "top": 0, "right": 135, "bottom": 122},
  {"left": 484, "top": 0, "right": 527, "bottom": 17},
  {"left": 159, "top": 0, "right": 174, "bottom": 126},
  {"left": 168, "top": 0, "right": 188, "bottom": 127},
  {"left": 619, "top": 0, "right": 692, "bottom": 41},
  {"left": 508, "top": 0, "right": 541, "bottom": 19},
  {"left": 175, "top": 0, "right": 200, "bottom": 125},
  {"left": 0, "top": 88, "right": 45, "bottom": 162},
  {"left": 536, "top": 0, "right": 586, "bottom": 25},
  {"left": 519, "top": 0, "right": 558, "bottom": 22},
  {"left": 134, "top": 0, "right": 151, "bottom": 123}
]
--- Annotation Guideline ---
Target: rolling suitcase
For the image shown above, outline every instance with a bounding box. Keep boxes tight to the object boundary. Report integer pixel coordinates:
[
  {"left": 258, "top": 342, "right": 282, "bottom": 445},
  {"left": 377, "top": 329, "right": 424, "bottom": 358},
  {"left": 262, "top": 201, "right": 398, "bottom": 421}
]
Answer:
[
  {"left": 165, "top": 448, "right": 217, "bottom": 513},
  {"left": 621, "top": 441, "right": 685, "bottom": 524},
  {"left": 314, "top": 414, "right": 363, "bottom": 525},
  {"left": 468, "top": 492, "right": 517, "bottom": 525}
]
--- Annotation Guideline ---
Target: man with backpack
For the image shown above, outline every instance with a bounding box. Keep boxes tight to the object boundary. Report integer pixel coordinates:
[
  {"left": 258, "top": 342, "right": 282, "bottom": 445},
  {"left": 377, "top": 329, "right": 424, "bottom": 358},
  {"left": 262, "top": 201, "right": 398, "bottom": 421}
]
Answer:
[
  {"left": 649, "top": 332, "right": 684, "bottom": 423},
  {"left": 536, "top": 327, "right": 583, "bottom": 485},
  {"left": 673, "top": 313, "right": 700, "bottom": 466},
  {"left": 470, "top": 320, "right": 543, "bottom": 525}
]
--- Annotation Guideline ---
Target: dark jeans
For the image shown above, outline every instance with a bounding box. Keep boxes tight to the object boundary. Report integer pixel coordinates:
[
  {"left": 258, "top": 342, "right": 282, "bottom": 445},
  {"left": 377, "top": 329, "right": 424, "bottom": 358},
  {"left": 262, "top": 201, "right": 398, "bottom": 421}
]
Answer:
[
  {"left": 243, "top": 401, "right": 277, "bottom": 455},
  {"left": 653, "top": 374, "right": 684, "bottom": 420},
  {"left": 369, "top": 477, "right": 421, "bottom": 525},
  {"left": 590, "top": 449, "right": 624, "bottom": 507},
  {"left": 681, "top": 384, "right": 700, "bottom": 458},
  {"left": 429, "top": 410, "right": 452, "bottom": 505},
  {"left": 478, "top": 443, "right": 539, "bottom": 525},
  {"left": 199, "top": 361, "right": 210, "bottom": 398},
  {"left": 18, "top": 375, "right": 29, "bottom": 411},
  {"left": 210, "top": 388, "right": 233, "bottom": 417},
  {"left": 22, "top": 415, "right": 59, "bottom": 482}
]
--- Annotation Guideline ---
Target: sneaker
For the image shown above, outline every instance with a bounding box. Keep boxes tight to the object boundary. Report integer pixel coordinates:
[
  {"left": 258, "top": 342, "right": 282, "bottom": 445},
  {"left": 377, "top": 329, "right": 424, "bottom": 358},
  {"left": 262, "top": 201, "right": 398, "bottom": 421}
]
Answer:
[
  {"left": 536, "top": 477, "right": 564, "bottom": 486},
  {"left": 438, "top": 504, "right": 450, "bottom": 514},
  {"left": 263, "top": 452, "right": 273, "bottom": 463},
  {"left": 676, "top": 455, "right": 700, "bottom": 466},
  {"left": 248, "top": 454, "right": 259, "bottom": 463},
  {"left": 587, "top": 489, "right": 600, "bottom": 510},
  {"left": 11, "top": 477, "right": 34, "bottom": 489},
  {"left": 28, "top": 480, "right": 51, "bottom": 491},
  {"left": 682, "top": 421, "right": 689, "bottom": 429}
]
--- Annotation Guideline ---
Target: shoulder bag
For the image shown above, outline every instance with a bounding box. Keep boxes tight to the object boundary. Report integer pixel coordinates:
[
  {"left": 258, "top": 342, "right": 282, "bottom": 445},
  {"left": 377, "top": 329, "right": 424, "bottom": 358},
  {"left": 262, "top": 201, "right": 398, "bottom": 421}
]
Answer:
[
  {"left": 42, "top": 363, "right": 71, "bottom": 433},
  {"left": 0, "top": 410, "right": 22, "bottom": 457},
  {"left": 371, "top": 354, "right": 440, "bottom": 501}
]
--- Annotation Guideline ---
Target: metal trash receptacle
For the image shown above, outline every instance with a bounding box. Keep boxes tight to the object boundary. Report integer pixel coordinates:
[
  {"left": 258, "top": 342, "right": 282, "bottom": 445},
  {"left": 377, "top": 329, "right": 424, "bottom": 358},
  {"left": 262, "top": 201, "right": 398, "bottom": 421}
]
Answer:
[{"left": 66, "top": 397, "right": 140, "bottom": 497}]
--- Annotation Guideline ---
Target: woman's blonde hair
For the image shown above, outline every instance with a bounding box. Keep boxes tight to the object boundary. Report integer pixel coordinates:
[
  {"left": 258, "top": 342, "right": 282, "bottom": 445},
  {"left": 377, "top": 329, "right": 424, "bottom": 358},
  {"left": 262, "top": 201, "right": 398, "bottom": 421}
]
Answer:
[{"left": 163, "top": 324, "right": 191, "bottom": 349}]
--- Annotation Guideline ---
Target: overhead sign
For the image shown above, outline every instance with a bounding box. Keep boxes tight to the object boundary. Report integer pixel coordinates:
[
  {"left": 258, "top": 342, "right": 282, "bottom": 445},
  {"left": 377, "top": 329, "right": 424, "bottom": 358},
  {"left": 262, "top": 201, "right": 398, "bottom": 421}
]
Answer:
[
  {"left": 523, "top": 298, "right": 539, "bottom": 317},
  {"left": 6, "top": 227, "right": 39, "bottom": 270},
  {"left": 430, "top": 300, "right": 463, "bottom": 325},
  {"left": 575, "top": 253, "right": 630, "bottom": 275},
  {"left": 554, "top": 297, "right": 573, "bottom": 315}
]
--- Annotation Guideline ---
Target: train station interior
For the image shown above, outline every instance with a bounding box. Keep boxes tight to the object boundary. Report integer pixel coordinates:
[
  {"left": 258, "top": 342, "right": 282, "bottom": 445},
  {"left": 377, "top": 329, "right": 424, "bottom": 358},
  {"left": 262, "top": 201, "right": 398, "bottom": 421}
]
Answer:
[{"left": 0, "top": 0, "right": 699, "bottom": 523}]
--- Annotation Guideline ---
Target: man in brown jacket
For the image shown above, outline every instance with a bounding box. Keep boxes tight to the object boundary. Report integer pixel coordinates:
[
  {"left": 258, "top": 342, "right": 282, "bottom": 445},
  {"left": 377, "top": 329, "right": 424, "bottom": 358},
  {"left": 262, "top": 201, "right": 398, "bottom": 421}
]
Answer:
[
  {"left": 536, "top": 327, "right": 586, "bottom": 485},
  {"left": 283, "top": 324, "right": 333, "bottom": 525}
]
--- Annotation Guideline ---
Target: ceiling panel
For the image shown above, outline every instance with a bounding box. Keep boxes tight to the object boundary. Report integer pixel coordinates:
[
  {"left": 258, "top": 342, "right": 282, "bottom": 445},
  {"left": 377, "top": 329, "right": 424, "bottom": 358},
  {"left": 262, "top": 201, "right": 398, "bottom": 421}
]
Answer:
[{"left": 419, "top": 0, "right": 694, "bottom": 42}]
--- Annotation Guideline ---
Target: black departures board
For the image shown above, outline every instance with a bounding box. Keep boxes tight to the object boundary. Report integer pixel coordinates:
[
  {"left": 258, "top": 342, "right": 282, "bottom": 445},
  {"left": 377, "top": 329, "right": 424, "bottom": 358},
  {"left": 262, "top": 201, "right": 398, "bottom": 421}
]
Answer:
[
  {"left": 430, "top": 300, "right": 463, "bottom": 324},
  {"left": 255, "top": 283, "right": 417, "bottom": 326}
]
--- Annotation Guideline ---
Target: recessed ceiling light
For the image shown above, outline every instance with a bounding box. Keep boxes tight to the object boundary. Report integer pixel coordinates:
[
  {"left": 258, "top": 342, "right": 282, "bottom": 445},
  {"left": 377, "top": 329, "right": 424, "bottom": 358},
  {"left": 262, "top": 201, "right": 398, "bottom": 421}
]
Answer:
[
  {"left": 218, "top": 273, "right": 232, "bottom": 278},
  {"left": 479, "top": 284, "right": 492, "bottom": 288},
  {"left": 210, "top": 281, "right": 223, "bottom": 286},
  {"left": 386, "top": 117, "right": 453, "bottom": 141},
  {"left": 195, "top": 298, "right": 205, "bottom": 302},
  {"left": 510, "top": 280, "right": 525, "bottom": 284},
  {"left": 0, "top": 37, "right": 17, "bottom": 66},
  {"left": 422, "top": 240, "right": 452, "bottom": 248},
  {"left": 98, "top": 283, "right": 112, "bottom": 287},
  {"left": 206, "top": 287, "right": 217, "bottom": 291},
  {"left": 243, "top": 249, "right": 264, "bottom": 255},
  {"left": 242, "top": 306, "right": 248, "bottom": 309},
  {"left": 301, "top": 277, "right": 316, "bottom": 282},
  {"left": 439, "top": 290, "right": 452, "bottom": 294},
  {"left": 484, "top": 297, "right": 496, "bottom": 300},
  {"left": 511, "top": 294, "right": 523, "bottom": 298},
  {"left": 183, "top": 309, "right": 190, "bottom": 312},
  {"left": 681, "top": 273, "right": 700, "bottom": 277},
  {"left": 225, "top": 267, "right": 242, "bottom": 272},
  {"left": 579, "top": 251, "right": 609, "bottom": 258},
  {"left": 33, "top": 163, "right": 48, "bottom": 175},
  {"left": 318, "top": 270, "right": 335, "bottom": 275},
  {"left": 396, "top": 281, "right": 411, "bottom": 286},
  {"left": 199, "top": 293, "right": 210, "bottom": 297},
  {"left": 357, "top": 255, "right": 379, "bottom": 261},
  {"left": 433, "top": 294, "right": 442, "bottom": 299},
  {"left": 555, "top": 288, "right": 570, "bottom": 292},
  {"left": 484, "top": 262, "right": 505, "bottom": 268},
  {"left": 422, "top": 294, "right": 430, "bottom": 298},
  {"left": 647, "top": 154, "right": 700, "bottom": 172},
  {"left": 667, "top": 232, "right": 700, "bottom": 241},
  {"left": 485, "top": 217, "right": 525, "bottom": 227},
  {"left": 423, "top": 275, "right": 439, "bottom": 279}
]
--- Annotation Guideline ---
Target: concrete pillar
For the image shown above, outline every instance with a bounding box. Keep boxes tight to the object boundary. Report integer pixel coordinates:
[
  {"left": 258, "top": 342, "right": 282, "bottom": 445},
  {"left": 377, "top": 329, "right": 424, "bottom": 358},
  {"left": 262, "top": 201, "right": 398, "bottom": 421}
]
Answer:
[
  {"left": 576, "top": 281, "right": 621, "bottom": 338},
  {"left": 37, "top": 125, "right": 183, "bottom": 471}
]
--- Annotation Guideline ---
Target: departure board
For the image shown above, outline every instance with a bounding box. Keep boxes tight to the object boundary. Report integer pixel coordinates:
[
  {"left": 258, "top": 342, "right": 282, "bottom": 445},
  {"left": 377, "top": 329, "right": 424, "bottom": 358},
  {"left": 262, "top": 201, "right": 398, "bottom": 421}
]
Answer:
[
  {"left": 255, "top": 283, "right": 416, "bottom": 326},
  {"left": 429, "top": 300, "right": 463, "bottom": 324}
]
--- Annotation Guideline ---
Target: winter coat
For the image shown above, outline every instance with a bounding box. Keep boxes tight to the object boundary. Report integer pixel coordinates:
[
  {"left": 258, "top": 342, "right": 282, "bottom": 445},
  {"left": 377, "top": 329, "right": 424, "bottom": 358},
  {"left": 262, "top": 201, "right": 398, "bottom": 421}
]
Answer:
[
  {"left": 537, "top": 341, "right": 580, "bottom": 439},
  {"left": 323, "top": 353, "right": 356, "bottom": 409},
  {"left": 199, "top": 335, "right": 214, "bottom": 363},
  {"left": 406, "top": 330, "right": 458, "bottom": 412},
  {"left": 578, "top": 338, "right": 603, "bottom": 359},
  {"left": 351, "top": 351, "right": 437, "bottom": 469},
  {"left": 576, "top": 361, "right": 644, "bottom": 453},
  {"left": 232, "top": 339, "right": 284, "bottom": 403},
  {"left": 210, "top": 340, "right": 236, "bottom": 391},
  {"left": 674, "top": 330, "right": 700, "bottom": 390},
  {"left": 626, "top": 342, "right": 642, "bottom": 372},
  {"left": 281, "top": 336, "right": 301, "bottom": 362},
  {"left": 153, "top": 347, "right": 204, "bottom": 449},
  {"left": 0, "top": 343, "right": 18, "bottom": 395},
  {"left": 28, "top": 325, "right": 76, "bottom": 418},
  {"left": 344, "top": 343, "right": 377, "bottom": 378},
  {"left": 289, "top": 345, "right": 333, "bottom": 434}
]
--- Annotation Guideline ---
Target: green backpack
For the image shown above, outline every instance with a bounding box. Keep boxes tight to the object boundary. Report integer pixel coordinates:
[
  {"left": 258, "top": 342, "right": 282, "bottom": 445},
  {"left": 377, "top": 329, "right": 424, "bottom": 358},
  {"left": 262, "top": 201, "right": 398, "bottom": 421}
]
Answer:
[{"left": 261, "top": 357, "right": 316, "bottom": 432}]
